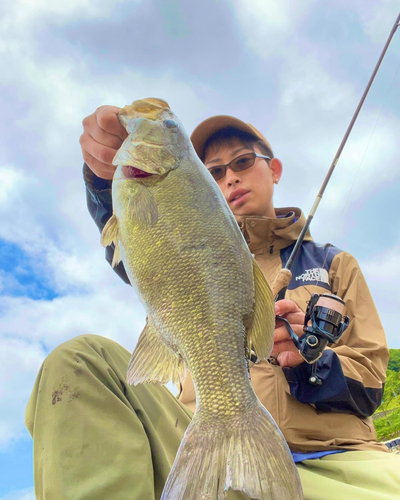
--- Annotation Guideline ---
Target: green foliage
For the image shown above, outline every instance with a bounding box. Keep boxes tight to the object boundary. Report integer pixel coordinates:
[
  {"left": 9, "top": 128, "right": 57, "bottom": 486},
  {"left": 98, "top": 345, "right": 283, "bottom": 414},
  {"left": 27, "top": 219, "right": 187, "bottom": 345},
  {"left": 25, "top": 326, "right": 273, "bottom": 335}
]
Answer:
[
  {"left": 373, "top": 351, "right": 400, "bottom": 440},
  {"left": 388, "top": 349, "right": 400, "bottom": 372},
  {"left": 374, "top": 408, "right": 400, "bottom": 441},
  {"left": 375, "top": 370, "right": 400, "bottom": 413}
]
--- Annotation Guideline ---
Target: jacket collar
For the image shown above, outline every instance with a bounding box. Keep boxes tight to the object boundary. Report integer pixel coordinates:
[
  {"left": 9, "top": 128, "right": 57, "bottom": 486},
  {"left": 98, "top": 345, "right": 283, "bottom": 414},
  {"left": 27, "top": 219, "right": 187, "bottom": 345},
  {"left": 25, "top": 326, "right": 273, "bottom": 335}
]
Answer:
[{"left": 235, "top": 207, "right": 313, "bottom": 255}]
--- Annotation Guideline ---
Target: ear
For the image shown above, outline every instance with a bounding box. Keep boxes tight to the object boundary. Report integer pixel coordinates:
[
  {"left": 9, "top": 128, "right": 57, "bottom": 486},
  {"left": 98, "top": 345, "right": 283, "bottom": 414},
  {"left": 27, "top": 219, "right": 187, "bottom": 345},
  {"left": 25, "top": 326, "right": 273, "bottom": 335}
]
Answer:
[{"left": 270, "top": 157, "right": 282, "bottom": 183}]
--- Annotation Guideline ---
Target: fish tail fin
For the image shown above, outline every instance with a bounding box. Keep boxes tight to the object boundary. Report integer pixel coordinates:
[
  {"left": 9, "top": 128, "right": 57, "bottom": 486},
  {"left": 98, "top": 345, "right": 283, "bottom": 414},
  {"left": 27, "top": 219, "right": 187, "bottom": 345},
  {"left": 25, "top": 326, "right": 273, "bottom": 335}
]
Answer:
[{"left": 161, "top": 403, "right": 303, "bottom": 500}]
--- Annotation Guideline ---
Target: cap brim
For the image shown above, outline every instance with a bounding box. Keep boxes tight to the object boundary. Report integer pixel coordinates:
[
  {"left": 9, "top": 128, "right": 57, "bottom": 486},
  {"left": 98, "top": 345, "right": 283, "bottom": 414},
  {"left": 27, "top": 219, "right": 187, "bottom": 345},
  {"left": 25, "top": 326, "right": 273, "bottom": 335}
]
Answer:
[{"left": 190, "top": 115, "right": 271, "bottom": 161}]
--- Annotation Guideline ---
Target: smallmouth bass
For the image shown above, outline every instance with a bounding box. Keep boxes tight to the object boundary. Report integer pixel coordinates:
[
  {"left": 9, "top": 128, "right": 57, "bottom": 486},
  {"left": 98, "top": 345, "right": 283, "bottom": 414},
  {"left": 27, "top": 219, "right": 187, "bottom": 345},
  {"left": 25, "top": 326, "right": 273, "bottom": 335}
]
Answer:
[{"left": 101, "top": 98, "right": 303, "bottom": 500}]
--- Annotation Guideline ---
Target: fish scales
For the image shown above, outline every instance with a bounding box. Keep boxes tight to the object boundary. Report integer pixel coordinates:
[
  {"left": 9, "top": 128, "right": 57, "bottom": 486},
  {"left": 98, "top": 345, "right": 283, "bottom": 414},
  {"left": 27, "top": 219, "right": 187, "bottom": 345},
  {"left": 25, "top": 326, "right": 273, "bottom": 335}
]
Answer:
[
  {"left": 102, "top": 98, "right": 303, "bottom": 500},
  {"left": 121, "top": 158, "right": 254, "bottom": 413}
]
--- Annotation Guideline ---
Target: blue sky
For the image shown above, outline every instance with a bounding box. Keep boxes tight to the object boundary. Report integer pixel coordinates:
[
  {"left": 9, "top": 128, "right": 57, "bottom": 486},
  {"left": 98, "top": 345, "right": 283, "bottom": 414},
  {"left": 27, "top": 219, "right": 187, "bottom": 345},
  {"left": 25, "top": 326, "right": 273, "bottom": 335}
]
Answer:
[{"left": 1, "top": 1, "right": 399, "bottom": 497}]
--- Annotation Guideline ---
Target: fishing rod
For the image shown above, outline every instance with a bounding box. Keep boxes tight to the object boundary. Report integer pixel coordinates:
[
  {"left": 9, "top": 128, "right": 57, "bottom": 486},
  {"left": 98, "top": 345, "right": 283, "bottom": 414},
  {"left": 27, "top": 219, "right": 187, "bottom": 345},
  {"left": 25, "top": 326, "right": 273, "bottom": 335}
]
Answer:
[
  {"left": 270, "top": 13, "right": 400, "bottom": 378},
  {"left": 272, "top": 12, "right": 400, "bottom": 301}
]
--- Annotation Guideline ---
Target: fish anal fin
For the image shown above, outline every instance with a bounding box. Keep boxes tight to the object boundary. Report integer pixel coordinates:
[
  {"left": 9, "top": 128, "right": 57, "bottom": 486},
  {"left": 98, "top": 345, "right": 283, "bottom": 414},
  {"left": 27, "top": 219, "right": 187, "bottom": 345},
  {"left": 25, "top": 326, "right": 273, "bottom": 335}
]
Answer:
[
  {"left": 247, "top": 259, "right": 275, "bottom": 360},
  {"left": 127, "top": 321, "right": 186, "bottom": 386}
]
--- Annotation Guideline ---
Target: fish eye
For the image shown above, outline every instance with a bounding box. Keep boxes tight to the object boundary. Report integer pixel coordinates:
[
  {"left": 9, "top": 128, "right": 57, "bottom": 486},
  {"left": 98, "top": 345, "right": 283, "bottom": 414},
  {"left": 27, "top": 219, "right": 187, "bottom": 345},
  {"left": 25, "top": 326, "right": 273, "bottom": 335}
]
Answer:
[{"left": 164, "top": 119, "right": 178, "bottom": 129}]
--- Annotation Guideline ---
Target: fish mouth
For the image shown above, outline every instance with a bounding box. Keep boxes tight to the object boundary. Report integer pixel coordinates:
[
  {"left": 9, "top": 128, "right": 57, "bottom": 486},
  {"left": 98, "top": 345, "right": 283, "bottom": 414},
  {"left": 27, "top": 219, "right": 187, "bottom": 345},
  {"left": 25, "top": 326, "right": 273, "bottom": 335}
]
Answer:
[{"left": 122, "top": 165, "right": 154, "bottom": 179}]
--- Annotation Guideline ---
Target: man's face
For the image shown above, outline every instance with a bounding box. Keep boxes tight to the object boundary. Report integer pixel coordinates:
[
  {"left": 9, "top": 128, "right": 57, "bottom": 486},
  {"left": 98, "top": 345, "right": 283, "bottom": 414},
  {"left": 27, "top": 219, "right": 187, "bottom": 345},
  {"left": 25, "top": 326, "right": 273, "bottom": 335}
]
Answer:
[{"left": 203, "top": 138, "right": 282, "bottom": 218}]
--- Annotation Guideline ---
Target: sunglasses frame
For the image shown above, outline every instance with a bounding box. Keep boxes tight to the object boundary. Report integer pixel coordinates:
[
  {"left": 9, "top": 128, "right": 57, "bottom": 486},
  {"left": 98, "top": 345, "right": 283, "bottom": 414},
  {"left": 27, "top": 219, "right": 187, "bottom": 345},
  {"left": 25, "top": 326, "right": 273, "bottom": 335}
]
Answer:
[{"left": 207, "top": 152, "right": 271, "bottom": 181}]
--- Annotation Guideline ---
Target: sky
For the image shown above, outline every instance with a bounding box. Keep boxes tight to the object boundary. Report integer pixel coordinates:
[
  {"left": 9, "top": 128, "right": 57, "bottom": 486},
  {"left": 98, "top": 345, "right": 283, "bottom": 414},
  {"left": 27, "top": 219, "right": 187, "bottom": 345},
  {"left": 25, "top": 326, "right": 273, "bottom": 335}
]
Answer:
[{"left": 0, "top": 0, "right": 399, "bottom": 497}]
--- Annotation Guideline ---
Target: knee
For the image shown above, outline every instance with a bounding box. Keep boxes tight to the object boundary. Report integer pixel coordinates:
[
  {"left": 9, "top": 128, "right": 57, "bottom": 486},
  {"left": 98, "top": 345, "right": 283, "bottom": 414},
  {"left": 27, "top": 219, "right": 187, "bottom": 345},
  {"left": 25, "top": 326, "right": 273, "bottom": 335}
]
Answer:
[{"left": 45, "top": 334, "right": 125, "bottom": 369}]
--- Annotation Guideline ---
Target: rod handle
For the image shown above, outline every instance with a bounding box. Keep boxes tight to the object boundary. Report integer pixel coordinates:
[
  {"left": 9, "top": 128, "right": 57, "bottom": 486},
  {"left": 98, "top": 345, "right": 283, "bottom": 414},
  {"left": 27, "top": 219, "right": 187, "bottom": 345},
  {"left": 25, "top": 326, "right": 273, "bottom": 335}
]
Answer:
[{"left": 271, "top": 268, "right": 292, "bottom": 299}]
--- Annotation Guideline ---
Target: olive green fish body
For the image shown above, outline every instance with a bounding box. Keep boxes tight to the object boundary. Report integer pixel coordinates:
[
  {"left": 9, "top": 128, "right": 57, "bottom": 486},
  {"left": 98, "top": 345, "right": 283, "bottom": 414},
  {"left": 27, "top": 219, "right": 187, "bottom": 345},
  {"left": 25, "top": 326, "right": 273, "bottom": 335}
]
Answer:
[
  {"left": 102, "top": 98, "right": 303, "bottom": 500},
  {"left": 117, "top": 161, "right": 255, "bottom": 410}
]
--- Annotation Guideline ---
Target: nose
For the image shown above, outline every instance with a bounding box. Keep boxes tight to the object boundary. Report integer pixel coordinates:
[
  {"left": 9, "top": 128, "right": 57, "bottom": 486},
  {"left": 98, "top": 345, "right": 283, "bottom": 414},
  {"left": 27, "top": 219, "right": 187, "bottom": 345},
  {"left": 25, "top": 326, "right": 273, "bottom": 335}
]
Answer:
[{"left": 224, "top": 166, "right": 241, "bottom": 187}]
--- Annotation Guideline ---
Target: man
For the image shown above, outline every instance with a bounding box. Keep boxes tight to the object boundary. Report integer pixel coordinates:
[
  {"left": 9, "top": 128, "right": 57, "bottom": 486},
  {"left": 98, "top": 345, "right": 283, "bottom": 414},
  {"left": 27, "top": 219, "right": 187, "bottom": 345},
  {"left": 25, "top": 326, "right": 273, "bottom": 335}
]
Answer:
[{"left": 26, "top": 105, "right": 400, "bottom": 499}]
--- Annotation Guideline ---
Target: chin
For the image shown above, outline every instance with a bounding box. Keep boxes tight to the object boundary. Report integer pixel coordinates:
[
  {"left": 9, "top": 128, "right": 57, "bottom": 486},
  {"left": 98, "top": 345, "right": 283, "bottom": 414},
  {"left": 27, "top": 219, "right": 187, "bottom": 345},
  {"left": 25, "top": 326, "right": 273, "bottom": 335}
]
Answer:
[{"left": 233, "top": 207, "right": 254, "bottom": 216}]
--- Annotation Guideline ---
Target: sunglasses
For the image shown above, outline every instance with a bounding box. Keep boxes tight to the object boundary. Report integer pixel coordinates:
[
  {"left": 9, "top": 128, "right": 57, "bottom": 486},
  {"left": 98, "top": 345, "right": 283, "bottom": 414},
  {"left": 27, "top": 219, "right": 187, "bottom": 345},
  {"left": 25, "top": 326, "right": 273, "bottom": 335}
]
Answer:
[{"left": 206, "top": 152, "right": 271, "bottom": 181}]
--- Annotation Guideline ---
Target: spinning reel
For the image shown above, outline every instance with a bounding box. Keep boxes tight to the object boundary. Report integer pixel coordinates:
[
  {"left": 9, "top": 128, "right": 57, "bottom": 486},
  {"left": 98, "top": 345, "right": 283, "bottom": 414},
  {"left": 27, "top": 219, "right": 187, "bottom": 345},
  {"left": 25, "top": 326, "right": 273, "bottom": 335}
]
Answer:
[{"left": 276, "top": 293, "right": 350, "bottom": 385}]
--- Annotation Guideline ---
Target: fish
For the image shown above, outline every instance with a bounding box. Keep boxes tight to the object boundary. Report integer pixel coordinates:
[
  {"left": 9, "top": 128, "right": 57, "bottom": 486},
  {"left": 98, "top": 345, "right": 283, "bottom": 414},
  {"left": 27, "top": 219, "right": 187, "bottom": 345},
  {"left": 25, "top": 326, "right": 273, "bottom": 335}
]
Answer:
[{"left": 101, "top": 97, "right": 303, "bottom": 500}]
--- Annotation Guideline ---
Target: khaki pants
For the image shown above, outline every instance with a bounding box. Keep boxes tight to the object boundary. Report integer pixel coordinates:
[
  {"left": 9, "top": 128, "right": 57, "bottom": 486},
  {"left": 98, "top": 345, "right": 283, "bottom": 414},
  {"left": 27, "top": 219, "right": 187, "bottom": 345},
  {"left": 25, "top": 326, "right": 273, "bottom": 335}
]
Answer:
[{"left": 26, "top": 335, "right": 400, "bottom": 499}]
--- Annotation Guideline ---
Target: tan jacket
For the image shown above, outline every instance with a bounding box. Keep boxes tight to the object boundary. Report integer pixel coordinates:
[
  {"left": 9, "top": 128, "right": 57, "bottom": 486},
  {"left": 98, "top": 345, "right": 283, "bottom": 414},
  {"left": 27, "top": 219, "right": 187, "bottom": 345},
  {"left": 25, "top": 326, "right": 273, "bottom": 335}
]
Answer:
[{"left": 178, "top": 208, "right": 389, "bottom": 453}]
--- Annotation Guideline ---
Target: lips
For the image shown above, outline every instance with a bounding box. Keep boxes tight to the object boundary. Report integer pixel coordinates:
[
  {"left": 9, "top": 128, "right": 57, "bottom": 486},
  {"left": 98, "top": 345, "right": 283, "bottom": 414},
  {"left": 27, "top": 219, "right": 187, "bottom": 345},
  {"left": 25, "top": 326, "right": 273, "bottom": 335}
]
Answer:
[
  {"left": 122, "top": 166, "right": 153, "bottom": 178},
  {"left": 228, "top": 189, "right": 249, "bottom": 204}
]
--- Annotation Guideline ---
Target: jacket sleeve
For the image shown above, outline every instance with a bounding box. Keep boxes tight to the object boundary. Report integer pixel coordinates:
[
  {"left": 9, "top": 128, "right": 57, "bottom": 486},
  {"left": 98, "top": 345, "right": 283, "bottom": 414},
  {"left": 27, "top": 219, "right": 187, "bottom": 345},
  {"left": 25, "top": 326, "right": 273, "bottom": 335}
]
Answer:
[
  {"left": 283, "top": 251, "right": 388, "bottom": 418},
  {"left": 83, "top": 163, "right": 130, "bottom": 285}
]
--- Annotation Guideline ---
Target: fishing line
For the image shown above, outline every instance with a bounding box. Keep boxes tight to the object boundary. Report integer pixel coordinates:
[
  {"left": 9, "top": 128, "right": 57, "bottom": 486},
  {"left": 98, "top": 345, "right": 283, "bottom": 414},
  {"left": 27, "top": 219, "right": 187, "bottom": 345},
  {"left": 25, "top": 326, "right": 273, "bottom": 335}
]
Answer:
[{"left": 311, "top": 55, "right": 400, "bottom": 296}]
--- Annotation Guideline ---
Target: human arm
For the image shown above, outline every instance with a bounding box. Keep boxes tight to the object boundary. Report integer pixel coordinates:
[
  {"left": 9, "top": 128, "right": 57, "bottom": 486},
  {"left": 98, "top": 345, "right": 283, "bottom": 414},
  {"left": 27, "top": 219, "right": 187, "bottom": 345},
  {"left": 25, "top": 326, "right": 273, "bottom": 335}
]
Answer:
[
  {"left": 273, "top": 253, "right": 388, "bottom": 418},
  {"left": 80, "top": 105, "right": 130, "bottom": 283}
]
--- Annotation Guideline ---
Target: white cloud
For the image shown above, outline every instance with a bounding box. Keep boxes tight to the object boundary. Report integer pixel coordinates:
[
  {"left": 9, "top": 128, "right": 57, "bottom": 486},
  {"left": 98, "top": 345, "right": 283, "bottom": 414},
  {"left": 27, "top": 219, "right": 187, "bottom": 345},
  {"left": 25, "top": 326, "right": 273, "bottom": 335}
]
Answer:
[
  {"left": 267, "top": 32, "right": 400, "bottom": 218},
  {"left": 279, "top": 52, "right": 354, "bottom": 112},
  {"left": 0, "top": 52, "right": 207, "bottom": 448},
  {"left": 315, "top": 110, "right": 400, "bottom": 213},
  {"left": 353, "top": 0, "right": 400, "bottom": 42},
  {"left": 359, "top": 245, "right": 400, "bottom": 347},
  {"left": 231, "top": 0, "right": 318, "bottom": 57},
  {"left": 361, "top": 246, "right": 400, "bottom": 281},
  {"left": 0, "top": 339, "right": 45, "bottom": 447},
  {"left": 0, "top": 284, "right": 146, "bottom": 448},
  {"left": 2, "top": 0, "right": 135, "bottom": 32},
  {"left": 0, "top": 488, "right": 35, "bottom": 500},
  {"left": 0, "top": 166, "right": 57, "bottom": 264},
  {"left": 1, "top": 286, "right": 145, "bottom": 352},
  {"left": 0, "top": 166, "right": 25, "bottom": 205}
]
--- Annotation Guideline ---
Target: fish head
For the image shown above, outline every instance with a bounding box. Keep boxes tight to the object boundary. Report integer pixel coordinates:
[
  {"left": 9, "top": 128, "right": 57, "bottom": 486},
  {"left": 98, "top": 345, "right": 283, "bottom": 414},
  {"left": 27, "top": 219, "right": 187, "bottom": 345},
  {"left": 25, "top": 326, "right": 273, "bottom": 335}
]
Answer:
[
  {"left": 113, "top": 98, "right": 187, "bottom": 182},
  {"left": 110, "top": 98, "right": 192, "bottom": 227}
]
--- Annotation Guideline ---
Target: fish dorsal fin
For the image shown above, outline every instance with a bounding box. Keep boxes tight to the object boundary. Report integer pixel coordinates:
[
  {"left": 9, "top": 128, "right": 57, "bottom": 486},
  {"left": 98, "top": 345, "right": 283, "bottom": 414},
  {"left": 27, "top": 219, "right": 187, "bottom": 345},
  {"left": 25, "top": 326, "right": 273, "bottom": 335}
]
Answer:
[
  {"left": 127, "top": 320, "right": 186, "bottom": 386},
  {"left": 101, "top": 215, "right": 122, "bottom": 267},
  {"left": 247, "top": 259, "right": 275, "bottom": 360}
]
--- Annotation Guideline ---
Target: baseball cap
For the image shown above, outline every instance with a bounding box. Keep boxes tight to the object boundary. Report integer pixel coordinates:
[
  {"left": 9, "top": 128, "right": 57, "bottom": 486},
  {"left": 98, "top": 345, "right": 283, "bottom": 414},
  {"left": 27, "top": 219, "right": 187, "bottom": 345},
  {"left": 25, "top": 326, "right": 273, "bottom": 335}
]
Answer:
[{"left": 190, "top": 115, "right": 273, "bottom": 161}]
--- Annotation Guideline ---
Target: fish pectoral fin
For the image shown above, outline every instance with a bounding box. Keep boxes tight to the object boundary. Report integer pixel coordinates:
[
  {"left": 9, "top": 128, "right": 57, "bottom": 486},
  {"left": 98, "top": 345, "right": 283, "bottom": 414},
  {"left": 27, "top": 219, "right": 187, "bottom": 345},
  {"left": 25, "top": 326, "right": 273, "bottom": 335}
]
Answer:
[
  {"left": 129, "top": 185, "right": 158, "bottom": 226},
  {"left": 247, "top": 259, "right": 275, "bottom": 360},
  {"left": 127, "top": 321, "right": 186, "bottom": 386},
  {"left": 101, "top": 214, "right": 122, "bottom": 267}
]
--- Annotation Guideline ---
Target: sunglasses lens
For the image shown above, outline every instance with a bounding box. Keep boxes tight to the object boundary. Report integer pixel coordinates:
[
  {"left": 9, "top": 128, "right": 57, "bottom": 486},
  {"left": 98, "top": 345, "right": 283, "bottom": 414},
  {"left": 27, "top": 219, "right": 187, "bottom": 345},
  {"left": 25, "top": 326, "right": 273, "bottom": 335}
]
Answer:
[
  {"left": 207, "top": 153, "right": 257, "bottom": 181},
  {"left": 209, "top": 166, "right": 225, "bottom": 181},
  {"left": 231, "top": 153, "right": 255, "bottom": 171}
]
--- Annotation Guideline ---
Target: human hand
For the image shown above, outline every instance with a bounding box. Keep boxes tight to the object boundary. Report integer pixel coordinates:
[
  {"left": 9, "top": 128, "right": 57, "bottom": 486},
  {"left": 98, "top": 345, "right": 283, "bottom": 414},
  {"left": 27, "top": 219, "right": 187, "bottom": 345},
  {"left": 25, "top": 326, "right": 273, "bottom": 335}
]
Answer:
[
  {"left": 271, "top": 299, "right": 305, "bottom": 368},
  {"left": 80, "top": 105, "right": 128, "bottom": 180}
]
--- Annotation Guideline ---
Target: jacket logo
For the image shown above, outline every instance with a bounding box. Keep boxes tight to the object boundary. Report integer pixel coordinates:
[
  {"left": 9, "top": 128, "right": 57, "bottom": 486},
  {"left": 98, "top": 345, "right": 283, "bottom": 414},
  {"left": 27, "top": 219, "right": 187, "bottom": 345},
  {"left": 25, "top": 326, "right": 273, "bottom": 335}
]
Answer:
[{"left": 295, "top": 268, "right": 329, "bottom": 283}]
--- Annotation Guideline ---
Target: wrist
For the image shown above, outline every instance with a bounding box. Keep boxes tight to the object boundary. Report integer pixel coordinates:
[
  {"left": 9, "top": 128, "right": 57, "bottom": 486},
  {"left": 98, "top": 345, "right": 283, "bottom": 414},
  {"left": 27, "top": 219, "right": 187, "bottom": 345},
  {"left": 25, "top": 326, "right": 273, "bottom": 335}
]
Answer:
[{"left": 83, "top": 163, "right": 112, "bottom": 192}]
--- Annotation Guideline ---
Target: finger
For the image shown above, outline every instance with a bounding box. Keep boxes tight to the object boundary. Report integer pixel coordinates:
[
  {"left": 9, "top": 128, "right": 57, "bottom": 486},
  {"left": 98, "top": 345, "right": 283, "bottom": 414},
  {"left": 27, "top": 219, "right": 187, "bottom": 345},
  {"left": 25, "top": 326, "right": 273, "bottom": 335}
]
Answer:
[
  {"left": 271, "top": 339, "right": 298, "bottom": 357},
  {"left": 275, "top": 299, "right": 302, "bottom": 316},
  {"left": 96, "top": 106, "right": 127, "bottom": 140},
  {"left": 274, "top": 324, "right": 291, "bottom": 342},
  {"left": 276, "top": 351, "right": 304, "bottom": 368},
  {"left": 82, "top": 151, "right": 116, "bottom": 180},
  {"left": 80, "top": 132, "right": 118, "bottom": 167},
  {"left": 90, "top": 125, "right": 125, "bottom": 150},
  {"left": 277, "top": 311, "right": 305, "bottom": 326},
  {"left": 274, "top": 323, "right": 304, "bottom": 343}
]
